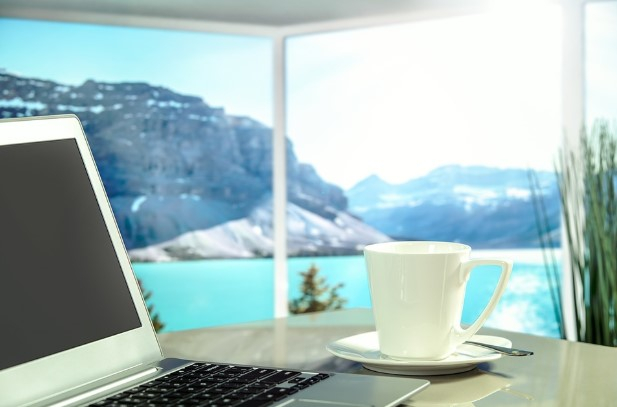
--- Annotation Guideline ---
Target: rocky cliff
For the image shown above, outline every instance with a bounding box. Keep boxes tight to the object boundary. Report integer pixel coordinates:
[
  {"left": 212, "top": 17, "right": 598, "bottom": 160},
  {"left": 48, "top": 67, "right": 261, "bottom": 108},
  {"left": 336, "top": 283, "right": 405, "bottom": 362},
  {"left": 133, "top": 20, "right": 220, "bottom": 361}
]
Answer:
[{"left": 0, "top": 72, "right": 388, "bottom": 258}]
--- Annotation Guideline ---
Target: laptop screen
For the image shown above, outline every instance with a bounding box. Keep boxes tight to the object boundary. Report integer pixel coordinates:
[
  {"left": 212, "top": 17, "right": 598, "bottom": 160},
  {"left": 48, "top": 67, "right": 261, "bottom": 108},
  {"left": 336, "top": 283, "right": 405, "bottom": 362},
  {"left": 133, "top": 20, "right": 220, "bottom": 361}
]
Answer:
[{"left": 0, "top": 138, "right": 141, "bottom": 371}]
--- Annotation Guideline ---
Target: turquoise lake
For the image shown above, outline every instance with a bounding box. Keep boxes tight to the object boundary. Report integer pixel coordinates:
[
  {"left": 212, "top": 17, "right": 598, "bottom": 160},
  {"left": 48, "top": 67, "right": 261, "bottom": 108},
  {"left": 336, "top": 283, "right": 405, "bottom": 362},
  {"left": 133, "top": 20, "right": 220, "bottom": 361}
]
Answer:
[{"left": 133, "top": 253, "right": 562, "bottom": 338}]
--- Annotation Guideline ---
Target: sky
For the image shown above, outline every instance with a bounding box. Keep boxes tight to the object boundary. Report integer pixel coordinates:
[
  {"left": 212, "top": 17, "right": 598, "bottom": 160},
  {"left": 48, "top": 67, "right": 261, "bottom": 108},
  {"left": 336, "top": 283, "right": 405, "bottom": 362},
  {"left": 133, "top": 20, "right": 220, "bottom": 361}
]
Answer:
[
  {"left": 585, "top": 2, "right": 617, "bottom": 126},
  {"left": 286, "top": 5, "right": 564, "bottom": 188},
  {"left": 0, "top": 18, "right": 273, "bottom": 125},
  {"left": 1, "top": 4, "right": 614, "bottom": 190}
]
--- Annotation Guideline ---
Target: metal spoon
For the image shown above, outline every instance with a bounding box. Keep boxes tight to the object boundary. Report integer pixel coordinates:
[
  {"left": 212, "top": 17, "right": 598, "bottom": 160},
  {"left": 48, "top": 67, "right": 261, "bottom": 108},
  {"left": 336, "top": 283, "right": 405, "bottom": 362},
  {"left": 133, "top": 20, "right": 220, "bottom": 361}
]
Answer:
[{"left": 465, "top": 341, "right": 534, "bottom": 356}]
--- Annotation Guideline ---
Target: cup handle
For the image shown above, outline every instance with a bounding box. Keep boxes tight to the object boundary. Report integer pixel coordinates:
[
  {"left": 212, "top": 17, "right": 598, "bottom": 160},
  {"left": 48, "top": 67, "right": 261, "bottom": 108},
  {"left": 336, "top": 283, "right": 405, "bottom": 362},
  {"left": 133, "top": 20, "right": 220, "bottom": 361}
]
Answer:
[{"left": 452, "top": 258, "right": 513, "bottom": 344}]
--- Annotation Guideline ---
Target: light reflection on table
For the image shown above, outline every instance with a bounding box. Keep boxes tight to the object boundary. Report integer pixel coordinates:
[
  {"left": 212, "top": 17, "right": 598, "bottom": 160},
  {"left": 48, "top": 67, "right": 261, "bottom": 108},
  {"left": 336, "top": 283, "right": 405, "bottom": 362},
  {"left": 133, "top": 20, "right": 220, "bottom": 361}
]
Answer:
[{"left": 158, "top": 308, "right": 617, "bottom": 406}]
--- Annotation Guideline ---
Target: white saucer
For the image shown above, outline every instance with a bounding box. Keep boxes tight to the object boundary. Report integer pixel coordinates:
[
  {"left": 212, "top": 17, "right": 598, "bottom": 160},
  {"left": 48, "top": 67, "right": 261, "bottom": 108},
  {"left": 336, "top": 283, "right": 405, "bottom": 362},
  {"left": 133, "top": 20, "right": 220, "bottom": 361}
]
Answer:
[{"left": 326, "top": 332, "right": 511, "bottom": 376}]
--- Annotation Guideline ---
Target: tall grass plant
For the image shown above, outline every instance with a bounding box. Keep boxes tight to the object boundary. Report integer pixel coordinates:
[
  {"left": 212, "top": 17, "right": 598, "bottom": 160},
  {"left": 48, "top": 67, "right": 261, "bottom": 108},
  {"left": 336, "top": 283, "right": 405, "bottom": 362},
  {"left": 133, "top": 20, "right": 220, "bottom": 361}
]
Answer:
[{"left": 556, "top": 120, "right": 617, "bottom": 345}]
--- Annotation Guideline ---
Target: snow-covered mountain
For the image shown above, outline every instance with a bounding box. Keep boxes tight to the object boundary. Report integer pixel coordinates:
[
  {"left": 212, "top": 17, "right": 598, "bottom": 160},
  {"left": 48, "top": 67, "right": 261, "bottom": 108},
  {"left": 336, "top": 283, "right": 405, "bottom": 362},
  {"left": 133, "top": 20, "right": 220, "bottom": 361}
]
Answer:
[
  {"left": 129, "top": 198, "right": 391, "bottom": 261},
  {"left": 348, "top": 165, "right": 560, "bottom": 248},
  {"left": 1, "top": 71, "right": 386, "bottom": 259}
]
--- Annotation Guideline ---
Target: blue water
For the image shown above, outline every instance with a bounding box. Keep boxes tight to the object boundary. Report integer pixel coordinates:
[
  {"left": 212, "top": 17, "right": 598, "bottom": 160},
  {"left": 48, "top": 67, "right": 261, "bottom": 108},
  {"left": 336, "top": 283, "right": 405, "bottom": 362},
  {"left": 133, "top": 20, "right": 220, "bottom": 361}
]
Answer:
[{"left": 134, "top": 255, "right": 562, "bottom": 338}]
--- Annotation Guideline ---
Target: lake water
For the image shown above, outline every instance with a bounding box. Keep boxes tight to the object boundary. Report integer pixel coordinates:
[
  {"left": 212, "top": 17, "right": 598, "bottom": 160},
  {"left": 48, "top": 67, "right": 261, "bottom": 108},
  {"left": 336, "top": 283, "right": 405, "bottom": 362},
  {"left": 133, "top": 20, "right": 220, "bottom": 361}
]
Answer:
[{"left": 133, "top": 249, "right": 562, "bottom": 338}]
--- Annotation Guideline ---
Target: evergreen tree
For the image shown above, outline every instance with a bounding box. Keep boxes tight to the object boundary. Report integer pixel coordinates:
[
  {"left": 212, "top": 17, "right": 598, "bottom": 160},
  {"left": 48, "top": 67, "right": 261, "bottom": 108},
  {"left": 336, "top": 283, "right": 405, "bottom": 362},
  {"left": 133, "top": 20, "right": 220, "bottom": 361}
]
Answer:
[{"left": 289, "top": 264, "right": 347, "bottom": 314}]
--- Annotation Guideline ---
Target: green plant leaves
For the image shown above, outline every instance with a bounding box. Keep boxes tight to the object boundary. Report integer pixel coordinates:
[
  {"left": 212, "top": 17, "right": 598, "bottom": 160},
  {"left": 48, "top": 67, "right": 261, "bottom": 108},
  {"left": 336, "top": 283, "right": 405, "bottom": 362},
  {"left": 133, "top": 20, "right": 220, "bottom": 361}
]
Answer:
[{"left": 558, "top": 120, "right": 617, "bottom": 345}]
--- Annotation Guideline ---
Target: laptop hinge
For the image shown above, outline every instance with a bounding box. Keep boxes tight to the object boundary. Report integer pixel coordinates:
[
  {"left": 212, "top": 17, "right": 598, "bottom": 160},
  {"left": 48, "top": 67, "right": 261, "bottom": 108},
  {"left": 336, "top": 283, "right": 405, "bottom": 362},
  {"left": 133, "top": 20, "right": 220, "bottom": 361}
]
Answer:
[{"left": 49, "top": 367, "right": 159, "bottom": 407}]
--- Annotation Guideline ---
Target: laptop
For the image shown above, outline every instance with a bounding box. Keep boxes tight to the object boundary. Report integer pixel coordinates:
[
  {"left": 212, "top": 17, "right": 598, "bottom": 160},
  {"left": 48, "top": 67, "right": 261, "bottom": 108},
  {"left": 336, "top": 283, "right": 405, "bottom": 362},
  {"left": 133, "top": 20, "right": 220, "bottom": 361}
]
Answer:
[{"left": 0, "top": 115, "right": 429, "bottom": 407}]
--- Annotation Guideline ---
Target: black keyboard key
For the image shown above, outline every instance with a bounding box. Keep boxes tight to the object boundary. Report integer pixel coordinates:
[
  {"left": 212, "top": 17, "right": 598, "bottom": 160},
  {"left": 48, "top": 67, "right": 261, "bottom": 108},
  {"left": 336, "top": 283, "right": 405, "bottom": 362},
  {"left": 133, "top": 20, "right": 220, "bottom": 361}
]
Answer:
[
  {"left": 263, "top": 387, "right": 295, "bottom": 400},
  {"left": 245, "top": 382, "right": 274, "bottom": 391},
  {"left": 261, "top": 370, "right": 301, "bottom": 384},
  {"left": 238, "top": 368, "right": 277, "bottom": 381},
  {"left": 234, "top": 399, "right": 274, "bottom": 407},
  {"left": 195, "top": 379, "right": 223, "bottom": 389},
  {"left": 116, "top": 397, "right": 144, "bottom": 404},
  {"left": 194, "top": 364, "right": 229, "bottom": 375},
  {"left": 208, "top": 386, "right": 233, "bottom": 396},
  {"left": 224, "top": 367, "right": 252, "bottom": 376},
  {"left": 152, "top": 396, "right": 186, "bottom": 404},
  {"left": 189, "top": 391, "right": 219, "bottom": 401},
  {"left": 218, "top": 381, "right": 245, "bottom": 390},
  {"left": 178, "top": 400, "right": 204, "bottom": 406},
  {"left": 235, "top": 386, "right": 264, "bottom": 396}
]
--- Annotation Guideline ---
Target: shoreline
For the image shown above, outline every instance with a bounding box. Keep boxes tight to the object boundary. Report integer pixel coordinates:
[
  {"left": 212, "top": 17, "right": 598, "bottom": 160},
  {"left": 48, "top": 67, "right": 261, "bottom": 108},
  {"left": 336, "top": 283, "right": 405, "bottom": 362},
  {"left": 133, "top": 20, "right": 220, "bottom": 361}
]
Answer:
[{"left": 473, "top": 248, "right": 562, "bottom": 264}]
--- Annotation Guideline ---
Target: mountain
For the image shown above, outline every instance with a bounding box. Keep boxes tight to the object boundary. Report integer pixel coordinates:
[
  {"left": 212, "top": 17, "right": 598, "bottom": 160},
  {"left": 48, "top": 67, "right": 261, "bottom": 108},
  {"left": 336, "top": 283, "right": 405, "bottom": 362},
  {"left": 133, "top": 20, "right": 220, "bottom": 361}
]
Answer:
[
  {"left": 347, "top": 165, "right": 561, "bottom": 248},
  {"left": 0, "top": 72, "right": 388, "bottom": 259},
  {"left": 129, "top": 198, "right": 391, "bottom": 261}
]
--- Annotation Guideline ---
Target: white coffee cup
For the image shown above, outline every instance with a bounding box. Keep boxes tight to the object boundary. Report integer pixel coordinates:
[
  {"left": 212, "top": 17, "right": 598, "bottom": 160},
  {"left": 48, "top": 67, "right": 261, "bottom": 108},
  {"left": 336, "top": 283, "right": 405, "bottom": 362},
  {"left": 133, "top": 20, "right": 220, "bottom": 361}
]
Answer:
[{"left": 364, "top": 241, "right": 512, "bottom": 360}]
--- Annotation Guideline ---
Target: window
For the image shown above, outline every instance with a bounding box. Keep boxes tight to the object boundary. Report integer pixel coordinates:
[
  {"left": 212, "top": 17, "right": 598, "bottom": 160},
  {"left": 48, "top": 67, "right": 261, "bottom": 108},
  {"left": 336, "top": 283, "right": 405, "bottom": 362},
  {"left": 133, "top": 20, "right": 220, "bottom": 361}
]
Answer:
[
  {"left": 1, "top": 2, "right": 587, "bottom": 338},
  {"left": 0, "top": 17, "right": 274, "bottom": 331},
  {"left": 286, "top": 5, "right": 563, "bottom": 337}
]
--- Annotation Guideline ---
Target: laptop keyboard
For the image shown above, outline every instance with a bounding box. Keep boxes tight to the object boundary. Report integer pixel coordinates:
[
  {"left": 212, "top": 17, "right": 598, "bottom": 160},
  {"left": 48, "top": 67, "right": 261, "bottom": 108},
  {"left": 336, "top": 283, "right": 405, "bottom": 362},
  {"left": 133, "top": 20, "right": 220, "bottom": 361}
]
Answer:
[{"left": 90, "top": 362, "right": 331, "bottom": 407}]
